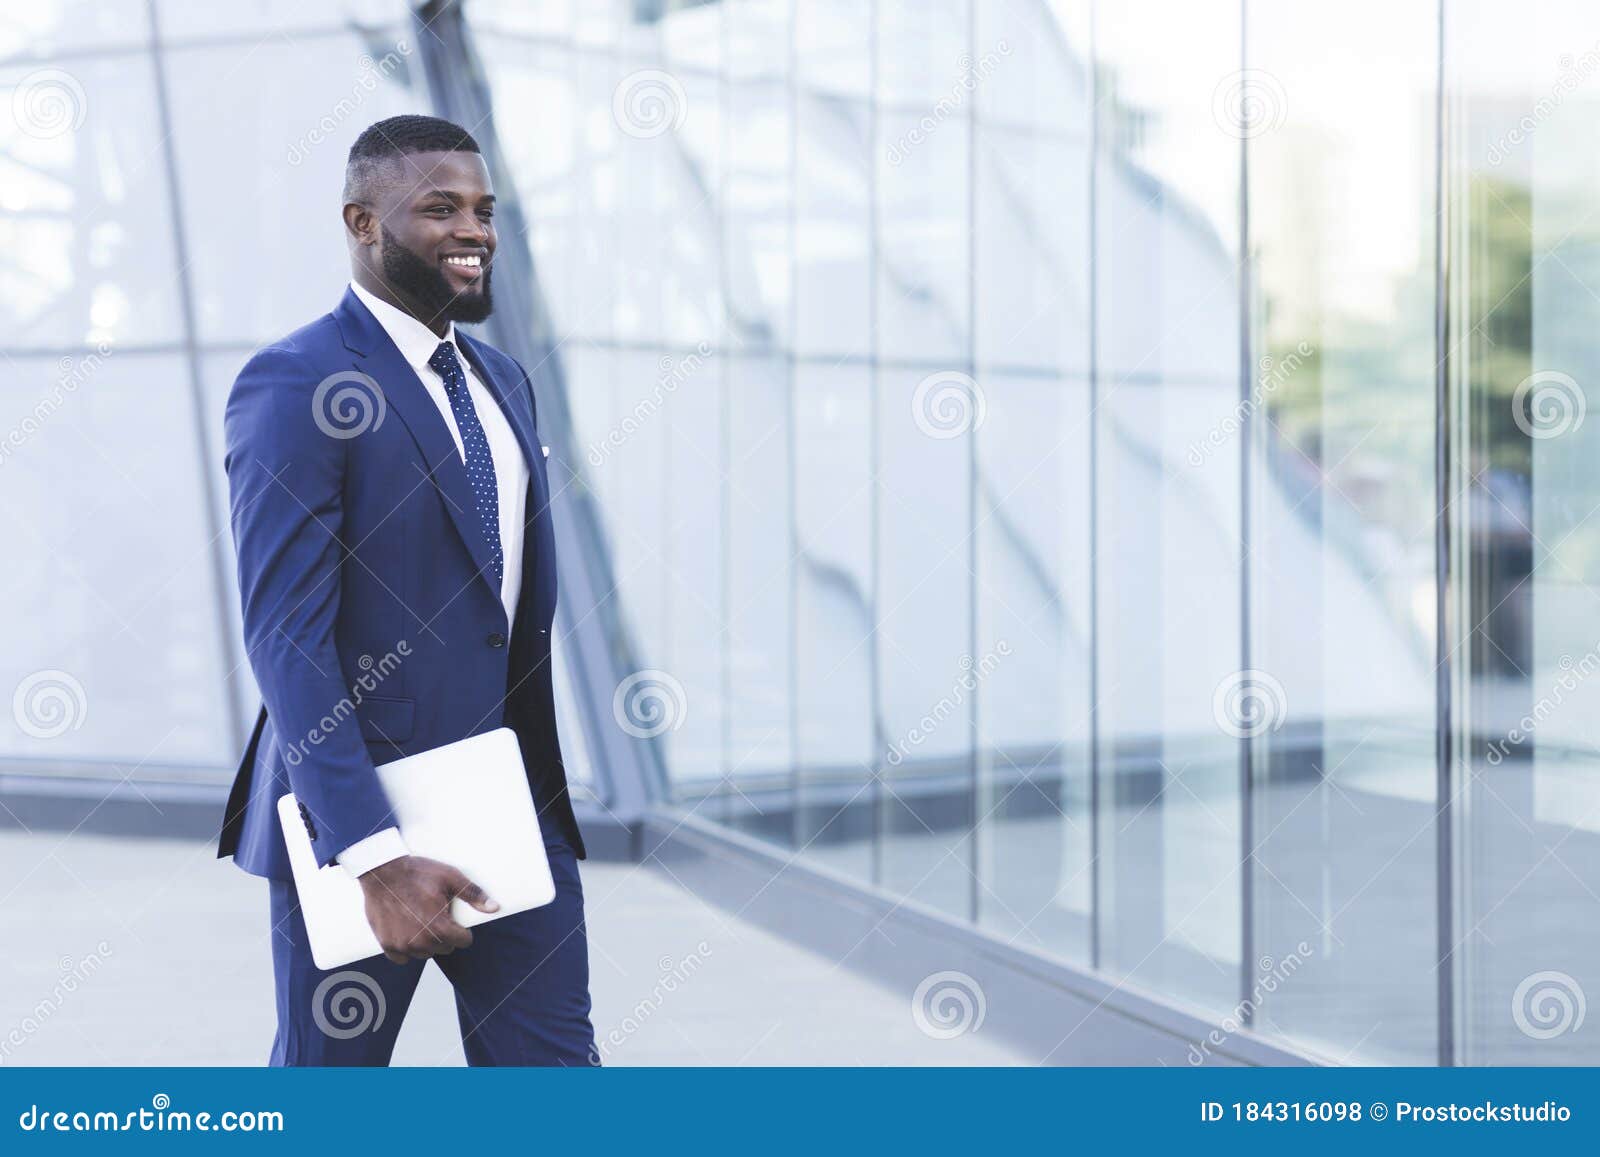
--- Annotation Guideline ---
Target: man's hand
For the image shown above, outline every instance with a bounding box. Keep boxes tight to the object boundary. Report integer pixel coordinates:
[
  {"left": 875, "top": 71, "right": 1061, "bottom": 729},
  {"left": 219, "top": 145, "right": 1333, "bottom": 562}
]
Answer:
[{"left": 357, "top": 855, "right": 499, "bottom": 964}]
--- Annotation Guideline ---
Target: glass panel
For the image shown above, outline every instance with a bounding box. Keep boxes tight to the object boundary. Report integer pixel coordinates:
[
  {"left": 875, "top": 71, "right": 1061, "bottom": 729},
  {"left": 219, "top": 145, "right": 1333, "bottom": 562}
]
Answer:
[
  {"left": 0, "top": 1, "right": 148, "bottom": 58},
  {"left": 876, "top": 0, "right": 971, "bottom": 106},
  {"left": 0, "top": 353, "right": 231, "bottom": 772},
  {"left": 725, "top": 82, "right": 791, "bottom": 351},
  {"left": 725, "top": 0, "right": 788, "bottom": 83},
  {"left": 1093, "top": 0, "right": 1243, "bottom": 1014},
  {"left": 796, "top": 0, "right": 868, "bottom": 99},
  {"left": 795, "top": 92, "right": 870, "bottom": 359},
  {"left": 795, "top": 363, "right": 875, "bottom": 880},
  {"left": 0, "top": 55, "right": 182, "bottom": 349},
  {"left": 877, "top": 364, "right": 974, "bottom": 920},
  {"left": 1248, "top": 1, "right": 1440, "bottom": 1062},
  {"left": 975, "top": 126, "right": 1089, "bottom": 374},
  {"left": 723, "top": 355, "right": 794, "bottom": 844},
  {"left": 164, "top": 29, "right": 421, "bottom": 346},
  {"left": 659, "top": 348, "right": 726, "bottom": 793},
  {"left": 202, "top": 350, "right": 260, "bottom": 735},
  {"left": 1451, "top": 0, "right": 1600, "bottom": 1065},
  {"left": 974, "top": 0, "right": 1083, "bottom": 131},
  {"left": 156, "top": 0, "right": 405, "bottom": 41},
  {"left": 975, "top": 371, "right": 1093, "bottom": 965},
  {"left": 877, "top": 107, "right": 970, "bottom": 362}
]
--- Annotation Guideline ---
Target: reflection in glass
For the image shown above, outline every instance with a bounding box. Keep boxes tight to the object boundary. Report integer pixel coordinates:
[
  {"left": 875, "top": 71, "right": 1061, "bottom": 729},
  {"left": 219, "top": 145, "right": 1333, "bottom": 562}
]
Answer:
[{"left": 1248, "top": 1, "right": 1440, "bottom": 1062}]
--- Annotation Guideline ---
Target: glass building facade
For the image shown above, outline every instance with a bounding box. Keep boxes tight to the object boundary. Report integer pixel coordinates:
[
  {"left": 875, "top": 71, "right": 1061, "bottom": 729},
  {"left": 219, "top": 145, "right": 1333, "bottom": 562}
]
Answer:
[{"left": 7, "top": 0, "right": 1600, "bottom": 1066}]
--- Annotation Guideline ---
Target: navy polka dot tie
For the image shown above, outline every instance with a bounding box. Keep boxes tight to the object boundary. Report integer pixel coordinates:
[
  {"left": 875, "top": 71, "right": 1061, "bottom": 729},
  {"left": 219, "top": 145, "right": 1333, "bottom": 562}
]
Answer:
[{"left": 428, "top": 340, "right": 503, "bottom": 588}]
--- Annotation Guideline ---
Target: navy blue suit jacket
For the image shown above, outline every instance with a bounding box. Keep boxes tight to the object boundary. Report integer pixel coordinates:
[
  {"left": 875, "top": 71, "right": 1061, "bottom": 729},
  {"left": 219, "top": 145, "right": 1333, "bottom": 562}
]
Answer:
[{"left": 216, "top": 286, "right": 586, "bottom": 881}]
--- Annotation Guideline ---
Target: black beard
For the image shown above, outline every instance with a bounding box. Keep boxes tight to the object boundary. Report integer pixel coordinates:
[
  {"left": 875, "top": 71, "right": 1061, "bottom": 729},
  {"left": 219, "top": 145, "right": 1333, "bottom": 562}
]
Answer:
[{"left": 379, "top": 223, "right": 494, "bottom": 325}]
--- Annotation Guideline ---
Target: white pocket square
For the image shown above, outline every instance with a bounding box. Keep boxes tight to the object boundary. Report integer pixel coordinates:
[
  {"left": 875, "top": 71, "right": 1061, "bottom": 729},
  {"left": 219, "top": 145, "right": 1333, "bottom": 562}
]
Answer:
[{"left": 541, "top": 444, "right": 550, "bottom": 458}]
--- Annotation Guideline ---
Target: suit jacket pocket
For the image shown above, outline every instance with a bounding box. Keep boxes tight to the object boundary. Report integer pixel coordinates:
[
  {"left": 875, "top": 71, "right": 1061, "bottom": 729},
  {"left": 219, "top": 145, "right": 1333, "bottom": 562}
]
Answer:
[{"left": 354, "top": 694, "right": 414, "bottom": 744}]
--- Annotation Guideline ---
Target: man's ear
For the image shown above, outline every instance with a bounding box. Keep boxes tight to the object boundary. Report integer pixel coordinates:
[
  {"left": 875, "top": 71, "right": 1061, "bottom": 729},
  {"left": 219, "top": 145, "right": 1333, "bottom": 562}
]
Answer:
[{"left": 342, "top": 201, "right": 377, "bottom": 245}]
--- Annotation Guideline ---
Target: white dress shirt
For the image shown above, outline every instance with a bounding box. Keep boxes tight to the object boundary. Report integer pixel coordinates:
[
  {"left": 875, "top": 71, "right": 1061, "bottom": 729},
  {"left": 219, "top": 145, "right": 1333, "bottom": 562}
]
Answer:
[{"left": 337, "top": 279, "right": 530, "bottom": 879}]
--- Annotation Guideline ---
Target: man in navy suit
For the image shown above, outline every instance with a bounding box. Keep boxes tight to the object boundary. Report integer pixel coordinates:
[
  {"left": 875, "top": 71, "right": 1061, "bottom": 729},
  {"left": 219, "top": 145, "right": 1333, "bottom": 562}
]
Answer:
[{"left": 216, "top": 115, "right": 596, "bottom": 1067}]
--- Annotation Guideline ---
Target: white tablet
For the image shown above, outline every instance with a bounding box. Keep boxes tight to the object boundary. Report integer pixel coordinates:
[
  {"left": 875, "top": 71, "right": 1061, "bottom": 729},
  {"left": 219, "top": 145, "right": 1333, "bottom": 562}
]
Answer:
[{"left": 277, "top": 727, "right": 556, "bottom": 971}]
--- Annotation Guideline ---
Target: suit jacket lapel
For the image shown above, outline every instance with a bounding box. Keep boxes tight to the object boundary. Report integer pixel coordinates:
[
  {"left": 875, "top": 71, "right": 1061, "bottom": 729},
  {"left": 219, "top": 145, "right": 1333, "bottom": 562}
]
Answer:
[{"left": 334, "top": 287, "right": 501, "bottom": 609}]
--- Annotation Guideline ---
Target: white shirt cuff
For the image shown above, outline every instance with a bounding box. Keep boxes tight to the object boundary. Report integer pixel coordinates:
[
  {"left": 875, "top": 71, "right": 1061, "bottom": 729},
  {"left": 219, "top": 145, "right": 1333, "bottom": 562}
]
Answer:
[{"left": 336, "top": 827, "right": 409, "bottom": 880}]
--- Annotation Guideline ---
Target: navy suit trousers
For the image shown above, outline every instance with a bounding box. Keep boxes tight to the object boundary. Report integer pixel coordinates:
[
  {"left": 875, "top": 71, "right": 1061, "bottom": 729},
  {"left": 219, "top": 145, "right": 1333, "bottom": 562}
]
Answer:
[{"left": 266, "top": 838, "right": 598, "bottom": 1067}]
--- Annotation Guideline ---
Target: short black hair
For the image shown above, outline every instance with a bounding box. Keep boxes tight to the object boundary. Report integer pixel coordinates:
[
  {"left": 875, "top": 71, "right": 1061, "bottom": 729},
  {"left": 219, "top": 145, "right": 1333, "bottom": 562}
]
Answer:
[{"left": 343, "top": 115, "right": 481, "bottom": 205}]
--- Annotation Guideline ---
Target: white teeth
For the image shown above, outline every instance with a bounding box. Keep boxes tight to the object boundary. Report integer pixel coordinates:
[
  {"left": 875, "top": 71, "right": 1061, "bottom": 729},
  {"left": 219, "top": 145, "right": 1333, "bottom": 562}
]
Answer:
[{"left": 444, "top": 255, "right": 482, "bottom": 268}]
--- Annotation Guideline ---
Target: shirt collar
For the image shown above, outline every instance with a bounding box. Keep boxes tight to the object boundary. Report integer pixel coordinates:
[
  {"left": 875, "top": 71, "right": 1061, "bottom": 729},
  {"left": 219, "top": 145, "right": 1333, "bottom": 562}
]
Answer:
[{"left": 348, "top": 279, "right": 460, "bottom": 371}]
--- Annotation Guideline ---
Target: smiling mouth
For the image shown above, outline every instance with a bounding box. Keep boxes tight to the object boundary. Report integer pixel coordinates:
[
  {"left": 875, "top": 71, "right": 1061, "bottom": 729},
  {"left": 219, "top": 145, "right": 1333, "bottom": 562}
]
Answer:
[{"left": 441, "top": 253, "right": 487, "bottom": 282}]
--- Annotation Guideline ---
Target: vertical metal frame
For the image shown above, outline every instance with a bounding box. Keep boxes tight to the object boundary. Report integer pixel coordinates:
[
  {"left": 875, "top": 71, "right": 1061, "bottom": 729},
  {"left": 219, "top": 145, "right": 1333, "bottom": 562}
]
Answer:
[
  {"left": 964, "top": 0, "right": 982, "bottom": 925},
  {"left": 1236, "top": 0, "right": 1256, "bottom": 1026},
  {"left": 1086, "top": 0, "right": 1103, "bottom": 973},
  {"left": 413, "top": 0, "right": 666, "bottom": 822},
  {"left": 1433, "top": 0, "right": 1457, "bottom": 1068},
  {"left": 145, "top": 0, "right": 248, "bottom": 752}
]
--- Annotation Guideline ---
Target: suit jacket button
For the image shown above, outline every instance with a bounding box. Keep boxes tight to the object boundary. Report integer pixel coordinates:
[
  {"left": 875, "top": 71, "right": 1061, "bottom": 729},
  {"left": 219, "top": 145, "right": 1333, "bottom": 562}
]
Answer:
[{"left": 487, "top": 632, "right": 506, "bottom": 648}]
